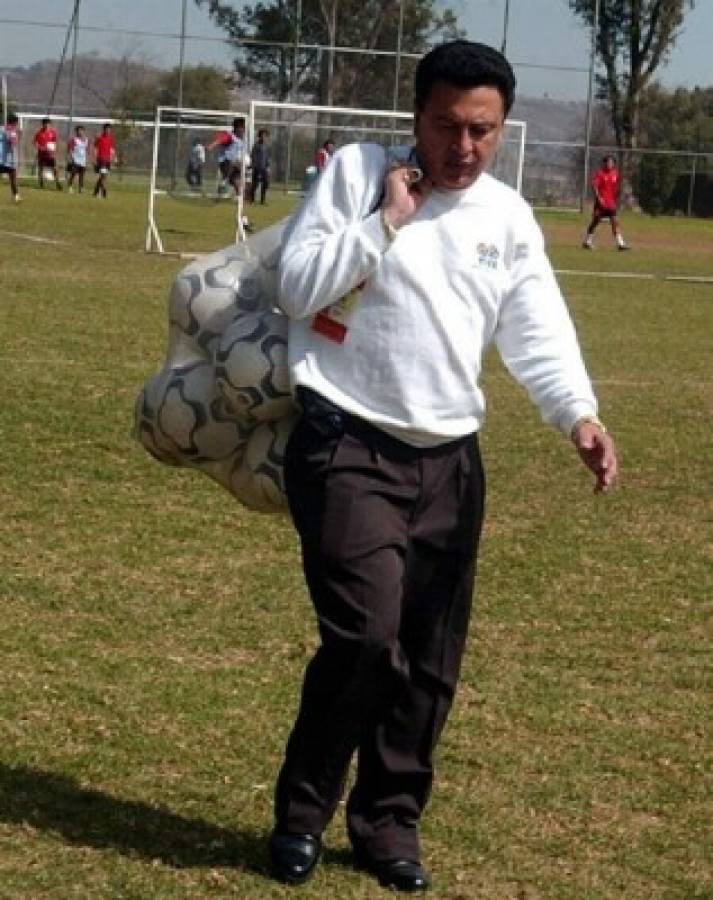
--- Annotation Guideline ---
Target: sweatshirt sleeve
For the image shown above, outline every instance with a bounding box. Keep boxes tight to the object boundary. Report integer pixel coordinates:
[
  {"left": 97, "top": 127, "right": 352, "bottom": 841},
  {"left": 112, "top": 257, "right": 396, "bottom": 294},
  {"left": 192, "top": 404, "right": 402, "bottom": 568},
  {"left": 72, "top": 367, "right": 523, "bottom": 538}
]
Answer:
[
  {"left": 278, "top": 144, "right": 390, "bottom": 320},
  {"left": 494, "top": 204, "right": 598, "bottom": 435}
]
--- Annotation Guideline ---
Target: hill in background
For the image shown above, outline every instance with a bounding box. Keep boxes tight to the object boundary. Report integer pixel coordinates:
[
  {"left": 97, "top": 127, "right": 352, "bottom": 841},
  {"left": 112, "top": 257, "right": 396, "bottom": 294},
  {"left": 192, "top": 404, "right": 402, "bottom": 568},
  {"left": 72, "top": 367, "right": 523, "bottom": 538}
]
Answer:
[{"left": 6, "top": 55, "right": 590, "bottom": 142}]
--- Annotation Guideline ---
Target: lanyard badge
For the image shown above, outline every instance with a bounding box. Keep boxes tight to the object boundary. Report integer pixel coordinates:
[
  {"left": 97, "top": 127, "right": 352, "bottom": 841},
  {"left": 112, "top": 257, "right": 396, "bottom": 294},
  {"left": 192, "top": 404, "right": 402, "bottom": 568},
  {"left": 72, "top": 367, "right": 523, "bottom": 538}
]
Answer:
[{"left": 312, "top": 281, "right": 366, "bottom": 343}]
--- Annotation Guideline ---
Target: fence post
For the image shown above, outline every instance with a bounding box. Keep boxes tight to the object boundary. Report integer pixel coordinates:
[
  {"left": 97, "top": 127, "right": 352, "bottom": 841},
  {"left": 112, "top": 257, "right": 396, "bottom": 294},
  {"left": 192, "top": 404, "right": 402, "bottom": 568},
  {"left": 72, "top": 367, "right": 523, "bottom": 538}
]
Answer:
[{"left": 687, "top": 154, "right": 697, "bottom": 217}]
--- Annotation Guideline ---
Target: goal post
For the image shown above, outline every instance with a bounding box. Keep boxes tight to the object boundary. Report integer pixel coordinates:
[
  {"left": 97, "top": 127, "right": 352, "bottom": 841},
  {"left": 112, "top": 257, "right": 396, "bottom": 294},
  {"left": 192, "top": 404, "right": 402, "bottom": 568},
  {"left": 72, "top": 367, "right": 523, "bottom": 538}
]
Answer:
[{"left": 145, "top": 104, "right": 250, "bottom": 254}]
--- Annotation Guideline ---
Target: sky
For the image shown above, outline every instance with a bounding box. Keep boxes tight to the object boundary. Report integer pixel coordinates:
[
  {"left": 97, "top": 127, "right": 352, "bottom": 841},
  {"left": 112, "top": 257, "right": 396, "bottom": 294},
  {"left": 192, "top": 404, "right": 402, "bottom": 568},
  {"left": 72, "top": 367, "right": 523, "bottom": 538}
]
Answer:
[{"left": 1, "top": 0, "right": 711, "bottom": 102}]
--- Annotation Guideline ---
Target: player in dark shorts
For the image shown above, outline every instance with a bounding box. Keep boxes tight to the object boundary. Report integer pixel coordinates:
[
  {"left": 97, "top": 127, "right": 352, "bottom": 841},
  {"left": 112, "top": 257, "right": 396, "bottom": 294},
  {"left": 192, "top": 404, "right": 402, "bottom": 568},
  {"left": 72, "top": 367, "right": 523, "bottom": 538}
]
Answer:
[
  {"left": 1, "top": 112, "right": 21, "bottom": 202},
  {"left": 583, "top": 155, "right": 630, "bottom": 251},
  {"left": 92, "top": 123, "right": 116, "bottom": 198},
  {"left": 67, "top": 125, "right": 89, "bottom": 193},
  {"left": 33, "top": 117, "right": 63, "bottom": 190}
]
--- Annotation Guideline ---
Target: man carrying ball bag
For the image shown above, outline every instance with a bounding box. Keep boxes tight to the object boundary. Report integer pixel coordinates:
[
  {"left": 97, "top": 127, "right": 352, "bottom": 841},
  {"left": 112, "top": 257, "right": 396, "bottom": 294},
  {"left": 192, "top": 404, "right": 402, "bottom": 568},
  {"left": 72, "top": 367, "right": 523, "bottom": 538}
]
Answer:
[{"left": 270, "top": 39, "right": 618, "bottom": 893}]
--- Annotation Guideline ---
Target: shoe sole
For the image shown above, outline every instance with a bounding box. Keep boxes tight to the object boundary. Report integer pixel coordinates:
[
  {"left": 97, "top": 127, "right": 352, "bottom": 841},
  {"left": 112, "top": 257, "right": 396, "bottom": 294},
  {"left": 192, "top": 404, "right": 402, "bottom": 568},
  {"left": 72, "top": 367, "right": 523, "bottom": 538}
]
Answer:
[{"left": 353, "top": 853, "right": 430, "bottom": 892}]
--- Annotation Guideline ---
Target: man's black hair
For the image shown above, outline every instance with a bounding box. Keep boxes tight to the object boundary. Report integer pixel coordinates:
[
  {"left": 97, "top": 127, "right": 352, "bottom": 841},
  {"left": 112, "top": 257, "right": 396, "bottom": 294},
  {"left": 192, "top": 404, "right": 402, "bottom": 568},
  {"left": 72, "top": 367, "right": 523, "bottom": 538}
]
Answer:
[
  {"left": 232, "top": 117, "right": 244, "bottom": 130},
  {"left": 7, "top": 112, "right": 19, "bottom": 125},
  {"left": 414, "top": 40, "right": 516, "bottom": 116}
]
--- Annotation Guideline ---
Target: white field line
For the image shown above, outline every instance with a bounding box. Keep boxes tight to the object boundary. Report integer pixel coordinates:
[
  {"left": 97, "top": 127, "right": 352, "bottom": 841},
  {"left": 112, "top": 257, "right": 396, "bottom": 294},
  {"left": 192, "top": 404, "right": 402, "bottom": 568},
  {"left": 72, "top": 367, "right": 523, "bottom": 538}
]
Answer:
[
  {"left": 556, "top": 268, "right": 713, "bottom": 285},
  {"left": 0, "top": 229, "right": 66, "bottom": 245},
  {"left": 1, "top": 227, "right": 710, "bottom": 282}
]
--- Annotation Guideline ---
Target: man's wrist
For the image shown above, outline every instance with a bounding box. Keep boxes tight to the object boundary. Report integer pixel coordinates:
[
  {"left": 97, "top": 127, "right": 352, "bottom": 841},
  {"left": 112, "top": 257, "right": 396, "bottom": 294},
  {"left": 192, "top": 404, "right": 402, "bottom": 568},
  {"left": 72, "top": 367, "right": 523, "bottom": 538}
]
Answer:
[
  {"left": 571, "top": 415, "right": 607, "bottom": 440},
  {"left": 380, "top": 207, "right": 399, "bottom": 244}
]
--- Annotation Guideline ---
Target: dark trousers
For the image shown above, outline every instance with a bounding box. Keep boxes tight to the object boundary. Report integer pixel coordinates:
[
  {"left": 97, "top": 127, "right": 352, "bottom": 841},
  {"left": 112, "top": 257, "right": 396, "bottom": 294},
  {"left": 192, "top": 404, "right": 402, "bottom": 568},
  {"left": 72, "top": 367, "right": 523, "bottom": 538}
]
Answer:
[
  {"left": 251, "top": 167, "right": 269, "bottom": 203},
  {"left": 275, "top": 388, "right": 485, "bottom": 861}
]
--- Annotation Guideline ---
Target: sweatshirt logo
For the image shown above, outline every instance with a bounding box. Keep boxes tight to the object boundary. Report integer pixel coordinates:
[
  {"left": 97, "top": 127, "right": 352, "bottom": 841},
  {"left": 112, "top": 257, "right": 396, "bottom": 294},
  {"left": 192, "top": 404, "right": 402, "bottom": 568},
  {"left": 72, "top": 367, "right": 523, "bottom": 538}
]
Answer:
[{"left": 477, "top": 242, "right": 500, "bottom": 270}]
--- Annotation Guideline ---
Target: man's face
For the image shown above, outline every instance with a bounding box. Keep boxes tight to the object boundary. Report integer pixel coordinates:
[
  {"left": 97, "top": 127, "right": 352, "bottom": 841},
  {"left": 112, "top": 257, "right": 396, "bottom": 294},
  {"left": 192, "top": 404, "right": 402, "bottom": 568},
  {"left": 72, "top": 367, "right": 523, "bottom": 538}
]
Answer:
[{"left": 414, "top": 81, "right": 506, "bottom": 190}]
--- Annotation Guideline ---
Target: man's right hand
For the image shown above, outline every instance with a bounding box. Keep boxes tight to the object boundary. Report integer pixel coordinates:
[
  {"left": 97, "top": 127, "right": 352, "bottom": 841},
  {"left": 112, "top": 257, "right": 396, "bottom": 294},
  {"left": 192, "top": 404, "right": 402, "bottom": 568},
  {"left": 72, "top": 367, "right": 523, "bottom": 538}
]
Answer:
[{"left": 381, "top": 164, "right": 433, "bottom": 232}]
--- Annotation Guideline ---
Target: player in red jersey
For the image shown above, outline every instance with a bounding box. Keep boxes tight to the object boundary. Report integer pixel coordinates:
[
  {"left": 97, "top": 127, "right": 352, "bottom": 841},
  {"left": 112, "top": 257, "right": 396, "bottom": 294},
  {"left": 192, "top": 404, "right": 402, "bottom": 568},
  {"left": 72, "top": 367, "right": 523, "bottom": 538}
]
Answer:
[
  {"left": 33, "top": 117, "right": 63, "bottom": 190},
  {"left": 92, "top": 123, "right": 116, "bottom": 198},
  {"left": 583, "top": 155, "right": 629, "bottom": 251},
  {"left": 314, "top": 138, "right": 336, "bottom": 173}
]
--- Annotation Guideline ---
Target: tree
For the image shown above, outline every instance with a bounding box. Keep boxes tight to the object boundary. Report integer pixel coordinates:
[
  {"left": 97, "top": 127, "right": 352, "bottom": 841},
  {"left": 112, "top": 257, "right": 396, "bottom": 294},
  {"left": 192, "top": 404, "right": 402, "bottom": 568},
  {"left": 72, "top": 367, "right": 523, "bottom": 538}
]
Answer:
[
  {"left": 110, "top": 64, "right": 231, "bottom": 118},
  {"left": 194, "top": 0, "right": 462, "bottom": 108},
  {"left": 157, "top": 64, "right": 232, "bottom": 110},
  {"left": 639, "top": 83, "right": 713, "bottom": 153},
  {"left": 636, "top": 82, "right": 713, "bottom": 214},
  {"left": 568, "top": 0, "right": 695, "bottom": 150},
  {"left": 633, "top": 152, "right": 678, "bottom": 213}
]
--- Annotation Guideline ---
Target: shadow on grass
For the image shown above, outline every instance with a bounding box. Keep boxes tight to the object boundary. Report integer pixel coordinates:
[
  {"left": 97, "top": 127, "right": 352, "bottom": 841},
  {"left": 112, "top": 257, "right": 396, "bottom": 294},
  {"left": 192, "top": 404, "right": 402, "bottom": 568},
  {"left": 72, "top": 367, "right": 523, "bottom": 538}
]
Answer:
[{"left": 0, "top": 763, "right": 270, "bottom": 873}]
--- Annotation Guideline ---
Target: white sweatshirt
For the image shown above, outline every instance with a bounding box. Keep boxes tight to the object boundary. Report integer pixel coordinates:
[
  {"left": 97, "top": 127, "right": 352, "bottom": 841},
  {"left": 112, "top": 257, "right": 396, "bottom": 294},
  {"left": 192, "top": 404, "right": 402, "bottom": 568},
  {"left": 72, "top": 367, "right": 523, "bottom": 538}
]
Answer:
[{"left": 279, "top": 142, "right": 597, "bottom": 448}]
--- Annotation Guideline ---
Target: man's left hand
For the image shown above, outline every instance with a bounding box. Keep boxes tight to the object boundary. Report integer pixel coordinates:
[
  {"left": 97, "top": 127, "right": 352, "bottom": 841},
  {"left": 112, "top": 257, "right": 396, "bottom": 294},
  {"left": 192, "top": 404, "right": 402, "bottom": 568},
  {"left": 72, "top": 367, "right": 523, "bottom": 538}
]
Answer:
[{"left": 572, "top": 421, "right": 618, "bottom": 493}]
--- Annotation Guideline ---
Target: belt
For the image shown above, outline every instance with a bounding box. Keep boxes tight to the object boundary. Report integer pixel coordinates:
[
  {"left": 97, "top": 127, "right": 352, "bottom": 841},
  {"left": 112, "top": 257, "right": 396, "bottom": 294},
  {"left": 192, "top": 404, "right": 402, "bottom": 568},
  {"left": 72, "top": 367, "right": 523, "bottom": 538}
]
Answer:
[{"left": 295, "top": 386, "right": 472, "bottom": 462}]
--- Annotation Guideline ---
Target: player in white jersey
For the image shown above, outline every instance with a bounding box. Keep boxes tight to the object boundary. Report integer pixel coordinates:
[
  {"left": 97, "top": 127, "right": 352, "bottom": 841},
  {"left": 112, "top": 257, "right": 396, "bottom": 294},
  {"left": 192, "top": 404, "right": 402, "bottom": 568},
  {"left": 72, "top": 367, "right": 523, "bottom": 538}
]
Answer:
[
  {"left": 67, "top": 125, "right": 89, "bottom": 193},
  {"left": 0, "top": 113, "right": 21, "bottom": 203}
]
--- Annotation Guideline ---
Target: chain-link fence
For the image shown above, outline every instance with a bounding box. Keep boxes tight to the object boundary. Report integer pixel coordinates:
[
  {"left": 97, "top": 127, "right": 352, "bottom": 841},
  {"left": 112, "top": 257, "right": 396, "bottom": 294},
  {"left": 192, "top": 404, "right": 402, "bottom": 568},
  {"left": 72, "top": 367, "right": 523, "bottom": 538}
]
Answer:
[
  {"left": 13, "top": 111, "right": 711, "bottom": 218},
  {"left": 523, "top": 142, "right": 712, "bottom": 216}
]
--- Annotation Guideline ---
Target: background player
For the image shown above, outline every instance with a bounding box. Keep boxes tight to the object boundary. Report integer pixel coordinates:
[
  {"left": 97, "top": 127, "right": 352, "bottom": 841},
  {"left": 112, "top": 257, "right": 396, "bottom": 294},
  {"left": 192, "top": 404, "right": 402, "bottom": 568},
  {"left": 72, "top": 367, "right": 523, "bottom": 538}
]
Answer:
[
  {"left": 67, "top": 125, "right": 89, "bottom": 193},
  {"left": 92, "top": 123, "right": 116, "bottom": 198},
  {"left": 249, "top": 128, "right": 270, "bottom": 204},
  {"left": 314, "top": 138, "right": 336, "bottom": 173},
  {"left": 583, "top": 155, "right": 630, "bottom": 251},
  {"left": 208, "top": 118, "right": 246, "bottom": 196},
  {"left": 33, "top": 117, "right": 62, "bottom": 190},
  {"left": 0, "top": 112, "right": 21, "bottom": 203}
]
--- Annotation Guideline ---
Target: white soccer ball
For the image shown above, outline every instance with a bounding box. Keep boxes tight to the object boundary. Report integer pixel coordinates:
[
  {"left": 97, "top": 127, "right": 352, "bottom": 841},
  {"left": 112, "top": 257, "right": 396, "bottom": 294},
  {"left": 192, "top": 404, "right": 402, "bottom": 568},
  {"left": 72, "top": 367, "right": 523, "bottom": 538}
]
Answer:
[
  {"left": 155, "top": 361, "right": 249, "bottom": 463},
  {"left": 133, "top": 379, "right": 184, "bottom": 466},
  {"left": 230, "top": 415, "right": 297, "bottom": 513},
  {"left": 167, "top": 257, "right": 262, "bottom": 365},
  {"left": 214, "top": 310, "right": 293, "bottom": 423}
]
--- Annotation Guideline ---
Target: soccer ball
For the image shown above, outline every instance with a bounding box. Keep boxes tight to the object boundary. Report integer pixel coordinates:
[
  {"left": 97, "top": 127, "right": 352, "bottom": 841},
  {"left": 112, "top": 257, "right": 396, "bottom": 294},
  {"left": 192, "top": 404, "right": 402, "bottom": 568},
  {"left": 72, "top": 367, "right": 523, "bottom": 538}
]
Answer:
[
  {"left": 149, "top": 361, "right": 249, "bottom": 463},
  {"left": 167, "top": 219, "right": 288, "bottom": 365},
  {"left": 230, "top": 415, "right": 297, "bottom": 513},
  {"left": 167, "top": 255, "right": 261, "bottom": 365},
  {"left": 133, "top": 380, "right": 183, "bottom": 466},
  {"left": 214, "top": 310, "right": 293, "bottom": 423}
]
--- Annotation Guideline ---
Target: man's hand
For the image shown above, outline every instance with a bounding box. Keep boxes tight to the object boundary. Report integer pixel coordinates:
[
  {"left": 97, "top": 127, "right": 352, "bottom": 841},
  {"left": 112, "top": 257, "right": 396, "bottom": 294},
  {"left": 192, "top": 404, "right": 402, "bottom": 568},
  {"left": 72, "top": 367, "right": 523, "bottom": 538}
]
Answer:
[
  {"left": 381, "top": 163, "right": 432, "bottom": 232},
  {"left": 572, "top": 421, "right": 618, "bottom": 493}
]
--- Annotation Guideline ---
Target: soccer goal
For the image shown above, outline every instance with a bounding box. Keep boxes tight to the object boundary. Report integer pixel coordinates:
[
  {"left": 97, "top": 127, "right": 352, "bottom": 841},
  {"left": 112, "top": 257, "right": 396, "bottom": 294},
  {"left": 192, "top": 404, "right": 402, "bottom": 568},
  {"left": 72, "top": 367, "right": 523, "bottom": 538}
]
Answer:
[
  {"left": 247, "top": 99, "right": 527, "bottom": 197},
  {"left": 146, "top": 101, "right": 526, "bottom": 255},
  {"left": 145, "top": 105, "right": 251, "bottom": 255}
]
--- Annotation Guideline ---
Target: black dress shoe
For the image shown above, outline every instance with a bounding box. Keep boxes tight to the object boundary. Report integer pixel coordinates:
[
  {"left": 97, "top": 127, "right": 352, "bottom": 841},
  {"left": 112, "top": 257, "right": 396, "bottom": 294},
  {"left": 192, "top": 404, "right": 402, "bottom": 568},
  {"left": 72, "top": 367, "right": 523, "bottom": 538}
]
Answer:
[
  {"left": 268, "top": 831, "right": 322, "bottom": 884},
  {"left": 355, "top": 853, "right": 430, "bottom": 892}
]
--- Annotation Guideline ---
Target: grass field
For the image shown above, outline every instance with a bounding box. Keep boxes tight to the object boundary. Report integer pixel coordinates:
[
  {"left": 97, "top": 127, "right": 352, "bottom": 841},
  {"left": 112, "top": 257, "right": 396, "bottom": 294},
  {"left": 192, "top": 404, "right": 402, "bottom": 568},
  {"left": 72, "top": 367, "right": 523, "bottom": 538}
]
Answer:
[{"left": 0, "top": 180, "right": 710, "bottom": 899}]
